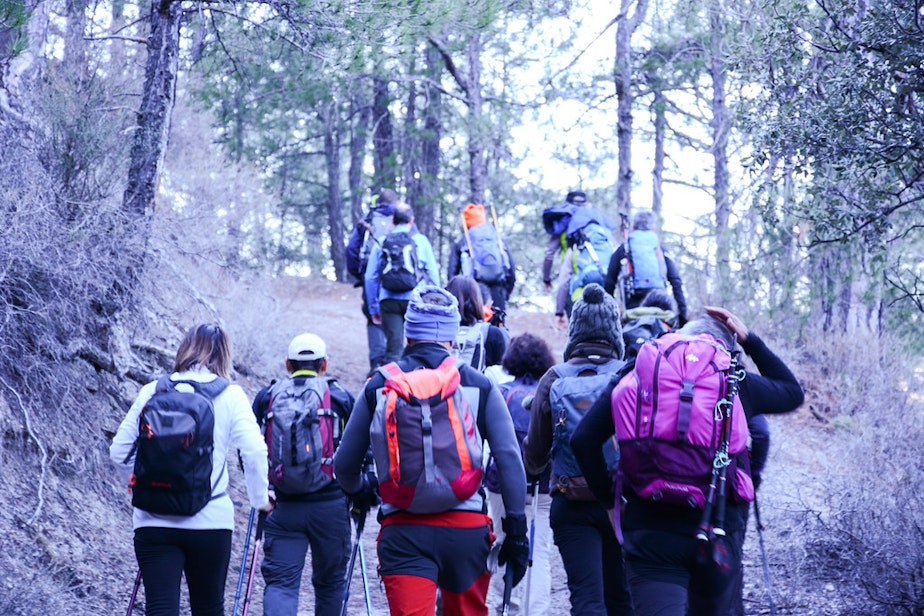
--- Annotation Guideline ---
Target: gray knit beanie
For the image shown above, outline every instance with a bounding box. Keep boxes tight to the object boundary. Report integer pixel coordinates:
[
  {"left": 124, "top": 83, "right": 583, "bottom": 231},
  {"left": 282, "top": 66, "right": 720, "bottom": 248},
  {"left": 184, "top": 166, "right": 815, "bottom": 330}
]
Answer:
[{"left": 564, "top": 283, "right": 625, "bottom": 360}]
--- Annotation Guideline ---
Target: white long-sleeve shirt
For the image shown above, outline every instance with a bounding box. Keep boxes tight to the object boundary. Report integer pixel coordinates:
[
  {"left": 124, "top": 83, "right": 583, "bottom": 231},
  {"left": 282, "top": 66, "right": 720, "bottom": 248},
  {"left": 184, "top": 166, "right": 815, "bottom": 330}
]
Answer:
[{"left": 109, "top": 366, "right": 269, "bottom": 530}]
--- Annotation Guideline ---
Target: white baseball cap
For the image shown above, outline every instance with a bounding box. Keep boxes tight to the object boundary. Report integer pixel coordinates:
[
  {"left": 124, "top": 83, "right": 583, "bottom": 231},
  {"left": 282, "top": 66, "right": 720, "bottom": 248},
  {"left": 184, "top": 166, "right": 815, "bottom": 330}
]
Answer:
[{"left": 286, "top": 333, "right": 327, "bottom": 360}]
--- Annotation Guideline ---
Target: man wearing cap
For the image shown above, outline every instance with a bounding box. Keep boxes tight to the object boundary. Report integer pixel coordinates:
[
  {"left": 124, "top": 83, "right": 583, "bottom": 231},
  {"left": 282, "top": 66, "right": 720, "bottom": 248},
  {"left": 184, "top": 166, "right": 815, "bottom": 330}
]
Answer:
[
  {"left": 252, "top": 333, "right": 356, "bottom": 616},
  {"left": 334, "top": 286, "right": 529, "bottom": 615},
  {"left": 446, "top": 203, "right": 516, "bottom": 314},
  {"left": 523, "top": 283, "right": 634, "bottom": 615}
]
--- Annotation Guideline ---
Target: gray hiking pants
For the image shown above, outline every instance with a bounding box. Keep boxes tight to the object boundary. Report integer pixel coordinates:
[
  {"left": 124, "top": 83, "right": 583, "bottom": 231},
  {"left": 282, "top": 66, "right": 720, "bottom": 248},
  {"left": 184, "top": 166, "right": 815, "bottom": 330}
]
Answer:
[{"left": 261, "top": 496, "right": 351, "bottom": 616}]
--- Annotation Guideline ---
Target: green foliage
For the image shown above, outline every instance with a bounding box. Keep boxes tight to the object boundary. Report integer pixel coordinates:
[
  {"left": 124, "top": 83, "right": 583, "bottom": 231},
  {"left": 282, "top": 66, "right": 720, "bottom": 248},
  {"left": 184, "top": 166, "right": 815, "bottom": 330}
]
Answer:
[{"left": 0, "top": 0, "right": 31, "bottom": 58}]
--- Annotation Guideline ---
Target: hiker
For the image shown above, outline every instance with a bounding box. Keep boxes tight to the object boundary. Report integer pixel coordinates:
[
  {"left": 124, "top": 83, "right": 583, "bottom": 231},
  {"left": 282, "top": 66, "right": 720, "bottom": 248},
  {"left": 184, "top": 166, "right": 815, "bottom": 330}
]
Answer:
[
  {"left": 522, "top": 284, "right": 634, "bottom": 615},
  {"left": 544, "top": 192, "right": 618, "bottom": 327},
  {"left": 541, "top": 190, "right": 587, "bottom": 293},
  {"left": 447, "top": 203, "right": 516, "bottom": 313},
  {"left": 620, "top": 289, "right": 678, "bottom": 358},
  {"left": 346, "top": 189, "right": 398, "bottom": 372},
  {"left": 364, "top": 204, "right": 441, "bottom": 364},
  {"left": 251, "top": 333, "right": 356, "bottom": 616},
  {"left": 484, "top": 333, "right": 556, "bottom": 616},
  {"left": 572, "top": 307, "right": 804, "bottom": 615},
  {"left": 334, "top": 285, "right": 529, "bottom": 616},
  {"left": 109, "top": 323, "right": 271, "bottom": 616},
  {"left": 446, "top": 275, "right": 509, "bottom": 372},
  {"left": 604, "top": 209, "right": 688, "bottom": 325}
]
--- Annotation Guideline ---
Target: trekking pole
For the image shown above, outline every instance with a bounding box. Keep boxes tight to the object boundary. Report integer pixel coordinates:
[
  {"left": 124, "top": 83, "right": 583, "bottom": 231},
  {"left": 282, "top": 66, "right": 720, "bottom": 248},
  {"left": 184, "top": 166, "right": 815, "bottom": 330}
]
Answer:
[
  {"left": 241, "top": 510, "right": 268, "bottom": 616},
  {"left": 501, "top": 566, "right": 515, "bottom": 616},
  {"left": 696, "top": 340, "right": 741, "bottom": 545},
  {"left": 126, "top": 569, "right": 142, "bottom": 616},
  {"left": 753, "top": 493, "right": 778, "bottom": 615},
  {"left": 712, "top": 345, "right": 742, "bottom": 540},
  {"left": 357, "top": 533, "right": 374, "bottom": 616},
  {"left": 340, "top": 511, "right": 368, "bottom": 616},
  {"left": 523, "top": 481, "right": 540, "bottom": 616},
  {"left": 490, "top": 205, "right": 510, "bottom": 271},
  {"left": 232, "top": 507, "right": 257, "bottom": 616}
]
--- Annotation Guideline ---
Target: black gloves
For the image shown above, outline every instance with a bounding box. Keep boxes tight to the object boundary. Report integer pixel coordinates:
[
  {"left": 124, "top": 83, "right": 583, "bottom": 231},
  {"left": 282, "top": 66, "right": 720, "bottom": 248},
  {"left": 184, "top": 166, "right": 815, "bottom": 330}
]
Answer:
[
  {"left": 346, "top": 472, "right": 379, "bottom": 519},
  {"left": 498, "top": 514, "right": 529, "bottom": 587}
]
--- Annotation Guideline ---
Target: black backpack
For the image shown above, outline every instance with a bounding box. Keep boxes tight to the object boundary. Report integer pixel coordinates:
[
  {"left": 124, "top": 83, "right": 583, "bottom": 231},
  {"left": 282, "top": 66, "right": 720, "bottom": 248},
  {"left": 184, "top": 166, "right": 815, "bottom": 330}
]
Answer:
[
  {"left": 379, "top": 231, "right": 420, "bottom": 292},
  {"left": 126, "top": 376, "right": 229, "bottom": 516},
  {"left": 622, "top": 315, "right": 671, "bottom": 358}
]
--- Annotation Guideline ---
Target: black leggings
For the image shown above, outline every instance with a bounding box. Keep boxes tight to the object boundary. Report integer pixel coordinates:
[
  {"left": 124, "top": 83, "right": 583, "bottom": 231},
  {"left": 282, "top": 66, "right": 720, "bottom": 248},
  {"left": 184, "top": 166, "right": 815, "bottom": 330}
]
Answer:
[{"left": 134, "top": 527, "right": 233, "bottom": 616}]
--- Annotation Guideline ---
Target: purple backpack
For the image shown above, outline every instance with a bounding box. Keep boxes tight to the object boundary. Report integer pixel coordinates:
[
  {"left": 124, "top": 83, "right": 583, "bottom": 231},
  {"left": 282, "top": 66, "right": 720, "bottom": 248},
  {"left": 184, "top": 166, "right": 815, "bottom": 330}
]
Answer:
[{"left": 612, "top": 332, "right": 754, "bottom": 509}]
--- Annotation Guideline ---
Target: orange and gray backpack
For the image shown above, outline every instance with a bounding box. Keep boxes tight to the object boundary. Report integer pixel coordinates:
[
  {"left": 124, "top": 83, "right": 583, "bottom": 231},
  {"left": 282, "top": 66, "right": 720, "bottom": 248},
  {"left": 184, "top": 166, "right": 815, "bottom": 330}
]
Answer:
[{"left": 370, "top": 357, "right": 484, "bottom": 514}]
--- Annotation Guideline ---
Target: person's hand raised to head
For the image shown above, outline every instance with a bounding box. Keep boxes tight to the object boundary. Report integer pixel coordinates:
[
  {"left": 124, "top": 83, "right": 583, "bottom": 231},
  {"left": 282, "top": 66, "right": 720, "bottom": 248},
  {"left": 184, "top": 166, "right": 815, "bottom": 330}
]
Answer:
[{"left": 704, "top": 306, "right": 749, "bottom": 343}]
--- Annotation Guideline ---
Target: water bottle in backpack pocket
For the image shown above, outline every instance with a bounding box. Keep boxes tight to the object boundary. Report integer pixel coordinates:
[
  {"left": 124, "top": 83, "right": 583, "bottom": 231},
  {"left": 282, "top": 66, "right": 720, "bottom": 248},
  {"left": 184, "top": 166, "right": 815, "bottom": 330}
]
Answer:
[
  {"left": 370, "top": 358, "right": 484, "bottom": 514},
  {"left": 127, "top": 376, "right": 229, "bottom": 516},
  {"left": 612, "top": 333, "right": 754, "bottom": 509},
  {"left": 265, "top": 376, "right": 337, "bottom": 495}
]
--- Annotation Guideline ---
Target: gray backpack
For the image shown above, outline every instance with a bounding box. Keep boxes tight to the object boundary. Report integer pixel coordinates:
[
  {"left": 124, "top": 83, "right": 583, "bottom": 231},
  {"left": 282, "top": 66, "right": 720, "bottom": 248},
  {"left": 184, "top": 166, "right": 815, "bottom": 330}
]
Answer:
[
  {"left": 452, "top": 322, "right": 490, "bottom": 371},
  {"left": 265, "top": 376, "right": 337, "bottom": 495}
]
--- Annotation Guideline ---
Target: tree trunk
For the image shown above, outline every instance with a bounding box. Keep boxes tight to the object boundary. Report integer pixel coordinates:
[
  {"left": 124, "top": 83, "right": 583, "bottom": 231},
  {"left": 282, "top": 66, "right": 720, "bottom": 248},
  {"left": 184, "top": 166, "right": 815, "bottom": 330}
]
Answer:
[
  {"left": 121, "top": 0, "right": 182, "bottom": 220},
  {"left": 709, "top": 6, "right": 731, "bottom": 289},
  {"left": 403, "top": 57, "right": 420, "bottom": 216},
  {"left": 615, "top": 0, "right": 649, "bottom": 226},
  {"left": 64, "top": 0, "right": 88, "bottom": 81},
  {"left": 324, "top": 103, "right": 347, "bottom": 281},
  {"left": 349, "top": 85, "right": 370, "bottom": 224},
  {"left": 372, "top": 75, "right": 396, "bottom": 193},
  {"left": 0, "top": 0, "right": 48, "bottom": 121},
  {"left": 651, "top": 85, "right": 665, "bottom": 218},
  {"left": 467, "top": 34, "right": 486, "bottom": 206},
  {"left": 417, "top": 43, "right": 443, "bottom": 240}
]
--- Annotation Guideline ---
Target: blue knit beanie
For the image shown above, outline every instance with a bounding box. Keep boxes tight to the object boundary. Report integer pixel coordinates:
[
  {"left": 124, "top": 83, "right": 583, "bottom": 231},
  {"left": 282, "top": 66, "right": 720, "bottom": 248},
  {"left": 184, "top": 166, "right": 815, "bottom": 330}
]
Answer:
[{"left": 404, "top": 286, "right": 461, "bottom": 343}]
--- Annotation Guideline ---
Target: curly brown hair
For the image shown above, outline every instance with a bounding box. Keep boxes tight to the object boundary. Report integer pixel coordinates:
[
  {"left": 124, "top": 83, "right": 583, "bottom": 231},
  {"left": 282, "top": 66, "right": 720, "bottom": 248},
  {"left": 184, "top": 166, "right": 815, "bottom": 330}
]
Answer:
[{"left": 501, "top": 333, "right": 555, "bottom": 380}]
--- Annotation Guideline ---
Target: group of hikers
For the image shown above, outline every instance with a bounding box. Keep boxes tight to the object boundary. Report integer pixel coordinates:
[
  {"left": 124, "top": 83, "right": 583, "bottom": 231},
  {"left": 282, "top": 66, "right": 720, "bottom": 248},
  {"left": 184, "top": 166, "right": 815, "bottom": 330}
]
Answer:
[{"left": 109, "top": 189, "right": 805, "bottom": 616}]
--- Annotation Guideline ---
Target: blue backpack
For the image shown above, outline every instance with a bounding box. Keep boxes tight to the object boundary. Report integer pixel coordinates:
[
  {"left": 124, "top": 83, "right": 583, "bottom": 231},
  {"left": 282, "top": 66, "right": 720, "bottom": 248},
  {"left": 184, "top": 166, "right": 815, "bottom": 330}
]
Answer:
[
  {"left": 627, "top": 229, "right": 667, "bottom": 290},
  {"left": 549, "top": 358, "right": 627, "bottom": 500},
  {"left": 484, "top": 376, "right": 538, "bottom": 493},
  {"left": 542, "top": 203, "right": 577, "bottom": 238},
  {"left": 568, "top": 222, "right": 615, "bottom": 300},
  {"left": 463, "top": 223, "right": 507, "bottom": 285}
]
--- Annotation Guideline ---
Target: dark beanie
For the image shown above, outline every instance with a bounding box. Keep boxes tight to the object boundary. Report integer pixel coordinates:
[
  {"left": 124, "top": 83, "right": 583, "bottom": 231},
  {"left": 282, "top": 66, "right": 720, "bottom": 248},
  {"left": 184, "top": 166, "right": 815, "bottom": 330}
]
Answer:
[
  {"left": 564, "top": 283, "right": 624, "bottom": 360},
  {"left": 565, "top": 191, "right": 587, "bottom": 205}
]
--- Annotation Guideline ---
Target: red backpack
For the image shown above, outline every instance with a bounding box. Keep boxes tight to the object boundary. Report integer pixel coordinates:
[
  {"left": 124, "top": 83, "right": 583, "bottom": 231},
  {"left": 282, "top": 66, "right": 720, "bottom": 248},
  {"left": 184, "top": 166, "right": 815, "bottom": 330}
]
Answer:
[{"left": 371, "top": 358, "right": 483, "bottom": 514}]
